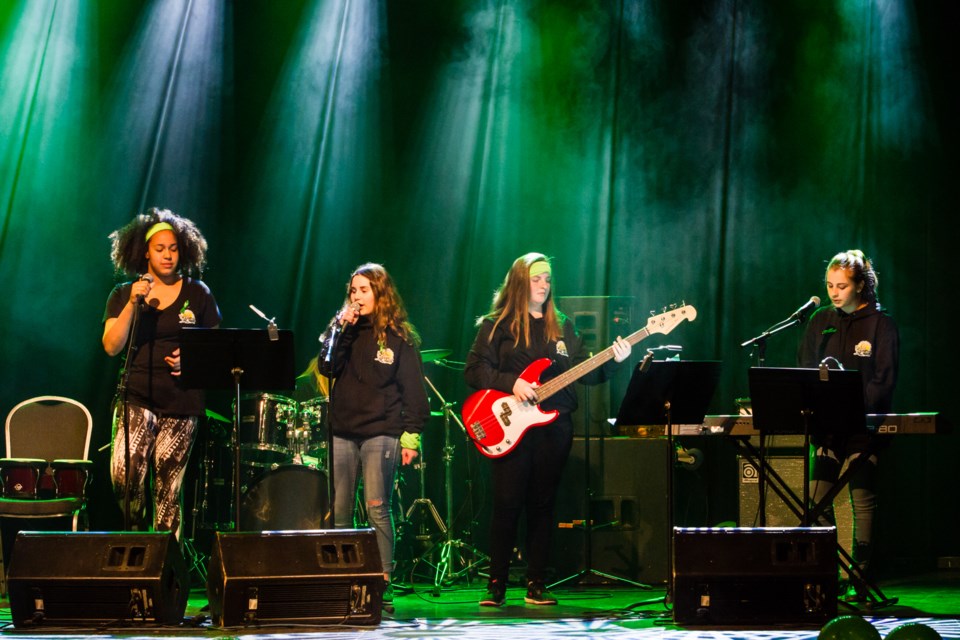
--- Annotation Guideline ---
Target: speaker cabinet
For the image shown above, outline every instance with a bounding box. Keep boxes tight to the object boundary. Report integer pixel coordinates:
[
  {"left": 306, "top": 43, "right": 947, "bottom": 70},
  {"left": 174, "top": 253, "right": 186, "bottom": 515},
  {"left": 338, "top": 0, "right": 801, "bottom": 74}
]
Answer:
[
  {"left": 552, "top": 437, "right": 670, "bottom": 584},
  {"left": 738, "top": 452, "right": 854, "bottom": 556},
  {"left": 557, "top": 296, "right": 634, "bottom": 437},
  {"left": 6, "top": 531, "right": 188, "bottom": 627},
  {"left": 673, "top": 527, "right": 837, "bottom": 625},
  {"left": 207, "top": 528, "right": 383, "bottom": 627}
]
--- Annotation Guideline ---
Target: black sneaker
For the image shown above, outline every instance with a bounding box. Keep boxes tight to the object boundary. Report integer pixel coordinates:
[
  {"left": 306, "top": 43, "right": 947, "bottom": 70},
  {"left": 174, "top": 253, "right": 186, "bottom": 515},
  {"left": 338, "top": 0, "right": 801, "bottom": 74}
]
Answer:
[
  {"left": 479, "top": 579, "right": 506, "bottom": 607},
  {"left": 524, "top": 580, "right": 557, "bottom": 605},
  {"left": 382, "top": 581, "right": 395, "bottom": 604}
]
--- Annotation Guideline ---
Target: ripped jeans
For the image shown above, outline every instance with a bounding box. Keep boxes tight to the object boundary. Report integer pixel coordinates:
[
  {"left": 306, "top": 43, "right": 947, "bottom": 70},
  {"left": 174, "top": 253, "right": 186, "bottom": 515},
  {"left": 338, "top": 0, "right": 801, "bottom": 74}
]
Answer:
[{"left": 331, "top": 434, "right": 400, "bottom": 575}]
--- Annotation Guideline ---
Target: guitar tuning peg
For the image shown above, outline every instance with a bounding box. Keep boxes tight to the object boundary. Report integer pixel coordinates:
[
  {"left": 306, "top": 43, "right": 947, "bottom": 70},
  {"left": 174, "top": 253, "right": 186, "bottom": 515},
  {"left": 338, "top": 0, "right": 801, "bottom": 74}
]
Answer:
[
  {"left": 662, "top": 306, "right": 668, "bottom": 314},
  {"left": 669, "top": 303, "right": 677, "bottom": 310},
  {"left": 649, "top": 310, "right": 656, "bottom": 316}
]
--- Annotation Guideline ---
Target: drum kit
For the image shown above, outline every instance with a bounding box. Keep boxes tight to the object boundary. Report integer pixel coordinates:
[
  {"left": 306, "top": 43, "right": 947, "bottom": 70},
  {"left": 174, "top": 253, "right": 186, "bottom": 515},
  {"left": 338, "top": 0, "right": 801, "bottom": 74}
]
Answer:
[
  {"left": 186, "top": 347, "right": 488, "bottom": 587},
  {"left": 192, "top": 393, "right": 330, "bottom": 533}
]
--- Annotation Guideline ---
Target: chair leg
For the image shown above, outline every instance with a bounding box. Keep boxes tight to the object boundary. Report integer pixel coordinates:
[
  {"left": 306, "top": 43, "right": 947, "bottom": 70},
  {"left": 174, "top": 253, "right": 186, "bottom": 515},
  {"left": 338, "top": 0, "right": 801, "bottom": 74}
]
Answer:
[{"left": 0, "top": 523, "right": 7, "bottom": 598}]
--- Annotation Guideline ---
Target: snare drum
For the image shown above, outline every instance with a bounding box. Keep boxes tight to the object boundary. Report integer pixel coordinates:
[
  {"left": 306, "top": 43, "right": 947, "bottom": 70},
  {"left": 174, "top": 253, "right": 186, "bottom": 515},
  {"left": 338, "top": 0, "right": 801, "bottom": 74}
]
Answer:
[
  {"left": 51, "top": 459, "right": 93, "bottom": 500},
  {"left": 236, "top": 393, "right": 297, "bottom": 466},
  {"left": 0, "top": 458, "right": 47, "bottom": 499},
  {"left": 239, "top": 464, "right": 330, "bottom": 531},
  {"left": 293, "top": 397, "right": 328, "bottom": 464}
]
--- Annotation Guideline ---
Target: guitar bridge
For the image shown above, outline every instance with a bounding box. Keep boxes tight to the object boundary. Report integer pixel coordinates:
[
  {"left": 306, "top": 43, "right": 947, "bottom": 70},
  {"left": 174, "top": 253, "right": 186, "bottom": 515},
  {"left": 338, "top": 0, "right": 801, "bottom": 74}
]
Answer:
[{"left": 470, "top": 422, "right": 486, "bottom": 440}]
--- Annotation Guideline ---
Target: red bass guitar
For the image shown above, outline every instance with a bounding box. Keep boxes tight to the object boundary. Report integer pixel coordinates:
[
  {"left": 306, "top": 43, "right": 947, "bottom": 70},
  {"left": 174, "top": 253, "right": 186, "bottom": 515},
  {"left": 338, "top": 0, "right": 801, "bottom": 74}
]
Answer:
[{"left": 462, "top": 304, "right": 697, "bottom": 458}]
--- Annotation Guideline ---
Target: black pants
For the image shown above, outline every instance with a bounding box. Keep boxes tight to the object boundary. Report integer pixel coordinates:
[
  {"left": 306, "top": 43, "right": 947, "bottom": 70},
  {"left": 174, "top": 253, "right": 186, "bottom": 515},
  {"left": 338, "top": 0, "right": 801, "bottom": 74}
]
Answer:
[{"left": 486, "top": 415, "right": 573, "bottom": 584}]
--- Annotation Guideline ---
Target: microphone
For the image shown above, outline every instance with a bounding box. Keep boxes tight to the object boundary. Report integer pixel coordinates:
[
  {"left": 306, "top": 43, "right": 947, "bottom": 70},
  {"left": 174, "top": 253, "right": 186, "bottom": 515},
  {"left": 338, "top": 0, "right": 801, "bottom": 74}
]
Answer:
[
  {"left": 338, "top": 302, "right": 361, "bottom": 326},
  {"left": 136, "top": 273, "right": 154, "bottom": 303},
  {"left": 248, "top": 304, "right": 279, "bottom": 341},
  {"left": 789, "top": 296, "right": 820, "bottom": 323}
]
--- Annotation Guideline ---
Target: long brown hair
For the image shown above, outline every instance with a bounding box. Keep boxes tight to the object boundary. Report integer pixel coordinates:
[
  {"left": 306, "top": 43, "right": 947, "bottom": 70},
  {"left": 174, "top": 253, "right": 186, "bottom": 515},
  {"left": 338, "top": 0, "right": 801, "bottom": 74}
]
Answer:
[
  {"left": 346, "top": 263, "right": 421, "bottom": 347},
  {"left": 482, "top": 252, "right": 565, "bottom": 347}
]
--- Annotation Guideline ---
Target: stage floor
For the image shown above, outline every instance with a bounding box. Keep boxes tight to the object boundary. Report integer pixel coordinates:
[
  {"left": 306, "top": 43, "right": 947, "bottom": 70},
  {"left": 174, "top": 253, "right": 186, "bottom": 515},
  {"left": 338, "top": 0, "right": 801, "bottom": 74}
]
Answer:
[{"left": 1, "top": 570, "right": 959, "bottom": 639}]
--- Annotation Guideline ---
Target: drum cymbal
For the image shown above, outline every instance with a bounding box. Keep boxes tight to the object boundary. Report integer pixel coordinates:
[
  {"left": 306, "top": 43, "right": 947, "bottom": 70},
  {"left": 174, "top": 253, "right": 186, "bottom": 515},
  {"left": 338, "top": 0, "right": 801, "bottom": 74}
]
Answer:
[{"left": 421, "top": 348, "right": 451, "bottom": 363}]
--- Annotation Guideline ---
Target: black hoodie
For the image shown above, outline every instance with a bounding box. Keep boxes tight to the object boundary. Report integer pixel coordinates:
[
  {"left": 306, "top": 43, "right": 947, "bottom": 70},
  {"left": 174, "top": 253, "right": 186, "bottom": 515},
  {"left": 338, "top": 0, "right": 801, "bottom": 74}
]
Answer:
[
  {"left": 319, "top": 316, "right": 430, "bottom": 439},
  {"left": 797, "top": 302, "right": 899, "bottom": 414}
]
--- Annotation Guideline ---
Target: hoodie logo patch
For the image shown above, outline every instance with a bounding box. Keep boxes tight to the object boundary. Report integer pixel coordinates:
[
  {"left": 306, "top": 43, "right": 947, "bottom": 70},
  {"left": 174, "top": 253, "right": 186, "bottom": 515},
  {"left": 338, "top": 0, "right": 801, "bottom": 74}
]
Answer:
[
  {"left": 376, "top": 347, "right": 395, "bottom": 365},
  {"left": 853, "top": 341, "right": 872, "bottom": 358},
  {"left": 555, "top": 340, "right": 568, "bottom": 357}
]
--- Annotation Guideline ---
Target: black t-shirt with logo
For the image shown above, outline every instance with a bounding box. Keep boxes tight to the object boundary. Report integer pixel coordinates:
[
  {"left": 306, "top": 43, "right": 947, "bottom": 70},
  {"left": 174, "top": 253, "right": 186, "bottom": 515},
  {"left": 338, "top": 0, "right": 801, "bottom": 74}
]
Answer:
[{"left": 105, "top": 277, "right": 221, "bottom": 416}]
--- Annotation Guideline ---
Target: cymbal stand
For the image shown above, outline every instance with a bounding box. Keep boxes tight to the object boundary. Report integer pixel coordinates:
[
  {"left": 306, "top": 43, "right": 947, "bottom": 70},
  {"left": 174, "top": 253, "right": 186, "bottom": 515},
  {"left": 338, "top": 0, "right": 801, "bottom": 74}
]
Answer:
[{"left": 419, "top": 375, "right": 489, "bottom": 593}]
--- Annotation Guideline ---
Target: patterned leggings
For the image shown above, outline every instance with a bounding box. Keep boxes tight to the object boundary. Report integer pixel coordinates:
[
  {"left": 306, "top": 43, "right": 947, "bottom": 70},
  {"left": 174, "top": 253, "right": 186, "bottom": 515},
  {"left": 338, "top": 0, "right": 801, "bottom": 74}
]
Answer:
[{"left": 111, "top": 404, "right": 197, "bottom": 537}]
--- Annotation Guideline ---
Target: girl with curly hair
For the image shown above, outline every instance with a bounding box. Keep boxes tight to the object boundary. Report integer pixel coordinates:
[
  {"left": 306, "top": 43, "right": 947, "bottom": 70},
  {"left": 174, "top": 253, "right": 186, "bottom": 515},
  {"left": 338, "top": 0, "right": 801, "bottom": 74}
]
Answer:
[
  {"left": 318, "top": 262, "right": 430, "bottom": 604},
  {"left": 102, "top": 207, "right": 221, "bottom": 537}
]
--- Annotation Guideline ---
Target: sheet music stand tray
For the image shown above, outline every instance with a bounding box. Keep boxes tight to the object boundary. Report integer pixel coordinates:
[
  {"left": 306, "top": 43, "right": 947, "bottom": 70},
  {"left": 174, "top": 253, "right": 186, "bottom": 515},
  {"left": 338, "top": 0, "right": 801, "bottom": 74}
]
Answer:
[
  {"left": 747, "top": 366, "right": 895, "bottom": 609},
  {"left": 179, "top": 328, "right": 296, "bottom": 531},
  {"left": 615, "top": 360, "right": 721, "bottom": 606}
]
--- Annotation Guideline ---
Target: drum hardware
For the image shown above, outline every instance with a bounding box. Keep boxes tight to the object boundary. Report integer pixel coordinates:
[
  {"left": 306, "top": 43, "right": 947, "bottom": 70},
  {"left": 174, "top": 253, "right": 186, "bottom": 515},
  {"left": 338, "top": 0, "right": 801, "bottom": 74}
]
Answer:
[
  {"left": 239, "top": 464, "right": 330, "bottom": 531},
  {"left": 235, "top": 393, "right": 297, "bottom": 467},
  {"left": 193, "top": 396, "right": 330, "bottom": 534},
  {"left": 407, "top": 362, "right": 489, "bottom": 592}
]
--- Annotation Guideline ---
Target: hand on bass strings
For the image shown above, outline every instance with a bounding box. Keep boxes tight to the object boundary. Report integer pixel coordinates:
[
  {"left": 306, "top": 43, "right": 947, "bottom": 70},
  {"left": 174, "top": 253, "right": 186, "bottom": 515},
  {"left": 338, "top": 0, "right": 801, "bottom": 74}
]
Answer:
[
  {"left": 611, "top": 336, "right": 632, "bottom": 363},
  {"left": 512, "top": 377, "right": 539, "bottom": 404}
]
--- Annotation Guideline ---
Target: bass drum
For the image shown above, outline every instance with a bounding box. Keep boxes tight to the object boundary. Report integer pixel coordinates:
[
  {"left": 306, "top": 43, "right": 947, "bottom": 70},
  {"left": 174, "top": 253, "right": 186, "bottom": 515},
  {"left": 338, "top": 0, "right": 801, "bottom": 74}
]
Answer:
[{"left": 239, "top": 464, "right": 330, "bottom": 531}]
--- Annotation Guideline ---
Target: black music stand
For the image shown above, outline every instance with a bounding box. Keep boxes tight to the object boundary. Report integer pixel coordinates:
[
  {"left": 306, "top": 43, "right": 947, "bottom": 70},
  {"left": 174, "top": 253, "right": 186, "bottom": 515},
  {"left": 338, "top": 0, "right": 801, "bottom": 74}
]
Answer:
[
  {"left": 748, "top": 366, "right": 866, "bottom": 526},
  {"left": 179, "top": 328, "right": 296, "bottom": 532},
  {"left": 747, "top": 366, "right": 896, "bottom": 609},
  {"left": 614, "top": 360, "right": 721, "bottom": 605}
]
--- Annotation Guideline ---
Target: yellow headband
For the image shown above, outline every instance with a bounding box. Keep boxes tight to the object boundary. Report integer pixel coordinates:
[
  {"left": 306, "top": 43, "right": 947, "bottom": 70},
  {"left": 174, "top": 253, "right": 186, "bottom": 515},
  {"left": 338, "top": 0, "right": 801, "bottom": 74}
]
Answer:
[
  {"left": 529, "top": 261, "right": 551, "bottom": 277},
  {"left": 145, "top": 222, "right": 174, "bottom": 242}
]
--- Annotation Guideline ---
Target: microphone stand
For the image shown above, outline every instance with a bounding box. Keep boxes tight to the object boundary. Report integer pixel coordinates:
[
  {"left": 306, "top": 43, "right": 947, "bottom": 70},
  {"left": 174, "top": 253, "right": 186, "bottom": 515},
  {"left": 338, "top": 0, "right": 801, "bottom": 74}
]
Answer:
[
  {"left": 739, "top": 309, "right": 812, "bottom": 527},
  {"left": 118, "top": 294, "right": 146, "bottom": 531},
  {"left": 320, "top": 316, "right": 346, "bottom": 528}
]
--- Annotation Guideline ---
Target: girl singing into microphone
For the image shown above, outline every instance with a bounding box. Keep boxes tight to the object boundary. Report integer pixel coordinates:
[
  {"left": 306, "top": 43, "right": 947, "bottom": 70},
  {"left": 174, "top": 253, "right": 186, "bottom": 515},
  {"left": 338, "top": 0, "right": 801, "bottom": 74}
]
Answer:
[
  {"left": 318, "top": 263, "right": 430, "bottom": 606},
  {"left": 102, "top": 208, "right": 221, "bottom": 538}
]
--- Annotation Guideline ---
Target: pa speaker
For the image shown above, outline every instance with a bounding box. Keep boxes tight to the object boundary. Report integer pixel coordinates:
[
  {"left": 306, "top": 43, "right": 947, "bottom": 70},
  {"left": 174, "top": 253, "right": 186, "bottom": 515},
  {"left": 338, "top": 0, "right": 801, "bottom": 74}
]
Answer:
[
  {"left": 557, "top": 296, "right": 634, "bottom": 436},
  {"left": 673, "top": 527, "right": 837, "bottom": 625},
  {"left": 207, "top": 528, "right": 383, "bottom": 627},
  {"left": 6, "top": 531, "right": 188, "bottom": 627},
  {"left": 552, "top": 437, "right": 670, "bottom": 584}
]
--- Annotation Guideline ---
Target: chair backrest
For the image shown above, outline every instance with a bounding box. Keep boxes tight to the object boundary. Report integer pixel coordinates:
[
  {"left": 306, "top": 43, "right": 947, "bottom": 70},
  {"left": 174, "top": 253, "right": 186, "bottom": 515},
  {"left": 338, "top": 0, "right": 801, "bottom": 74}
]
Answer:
[{"left": 5, "top": 396, "right": 92, "bottom": 462}]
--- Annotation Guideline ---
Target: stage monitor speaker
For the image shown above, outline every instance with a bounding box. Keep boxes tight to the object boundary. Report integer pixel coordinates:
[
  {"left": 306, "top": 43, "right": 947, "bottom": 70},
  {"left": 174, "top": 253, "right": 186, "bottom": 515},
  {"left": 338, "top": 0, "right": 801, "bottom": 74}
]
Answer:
[
  {"left": 673, "top": 527, "right": 837, "bottom": 625},
  {"left": 552, "top": 437, "right": 669, "bottom": 584},
  {"left": 6, "top": 531, "right": 188, "bottom": 627},
  {"left": 207, "top": 528, "right": 383, "bottom": 627},
  {"left": 738, "top": 454, "right": 854, "bottom": 556},
  {"left": 558, "top": 296, "right": 634, "bottom": 437}
]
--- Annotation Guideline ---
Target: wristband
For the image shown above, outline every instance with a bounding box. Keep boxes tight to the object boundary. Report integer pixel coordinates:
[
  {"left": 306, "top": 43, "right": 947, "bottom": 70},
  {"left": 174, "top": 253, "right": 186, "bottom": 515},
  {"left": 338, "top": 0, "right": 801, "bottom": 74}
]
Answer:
[{"left": 399, "top": 432, "right": 420, "bottom": 450}]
